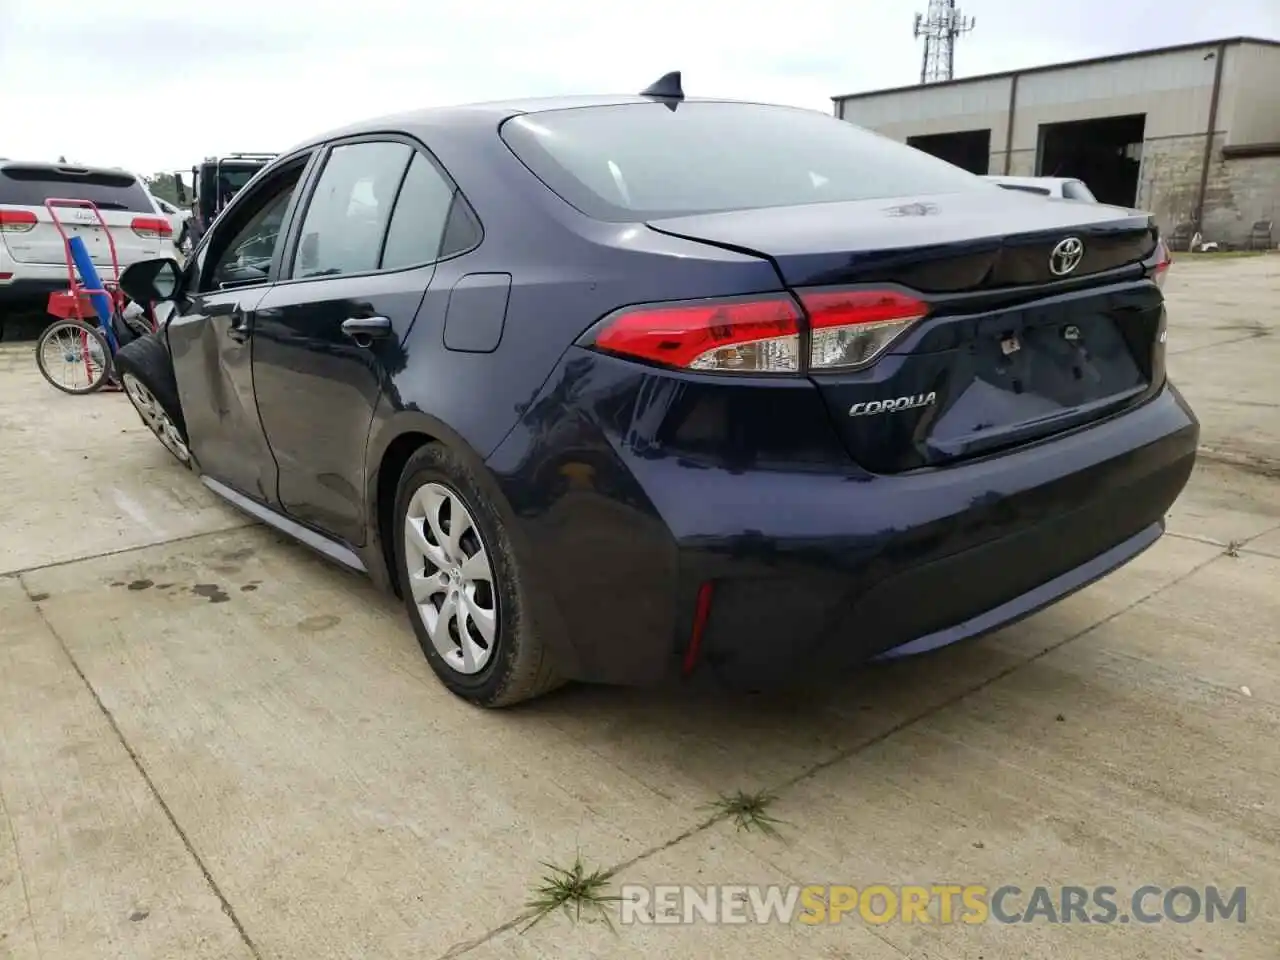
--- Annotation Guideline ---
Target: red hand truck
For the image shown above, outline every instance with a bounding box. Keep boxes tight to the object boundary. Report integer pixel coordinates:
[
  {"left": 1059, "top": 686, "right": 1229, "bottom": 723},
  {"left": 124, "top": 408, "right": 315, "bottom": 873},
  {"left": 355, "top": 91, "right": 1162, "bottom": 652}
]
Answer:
[{"left": 34, "top": 198, "right": 158, "bottom": 394}]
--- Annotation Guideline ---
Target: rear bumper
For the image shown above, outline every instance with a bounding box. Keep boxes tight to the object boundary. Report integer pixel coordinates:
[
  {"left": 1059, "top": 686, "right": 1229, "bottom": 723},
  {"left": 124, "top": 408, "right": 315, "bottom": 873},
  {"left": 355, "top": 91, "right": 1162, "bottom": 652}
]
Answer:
[
  {"left": 486, "top": 350, "right": 1199, "bottom": 689},
  {"left": 0, "top": 277, "right": 66, "bottom": 305},
  {"left": 871, "top": 522, "right": 1160, "bottom": 661},
  {"left": 0, "top": 256, "right": 152, "bottom": 307}
]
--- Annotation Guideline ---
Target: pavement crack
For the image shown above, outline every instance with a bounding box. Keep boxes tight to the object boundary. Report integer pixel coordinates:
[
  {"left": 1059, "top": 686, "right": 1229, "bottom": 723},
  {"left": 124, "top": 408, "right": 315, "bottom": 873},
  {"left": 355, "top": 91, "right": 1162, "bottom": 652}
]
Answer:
[
  {"left": 433, "top": 545, "right": 1226, "bottom": 959},
  {"left": 1167, "top": 329, "right": 1269, "bottom": 355},
  {"left": 1171, "top": 519, "right": 1280, "bottom": 556},
  {"left": 1194, "top": 447, "right": 1280, "bottom": 482},
  {"left": 775, "top": 549, "right": 1224, "bottom": 797},
  {"left": 0, "top": 778, "right": 42, "bottom": 959},
  {"left": 1, "top": 523, "right": 258, "bottom": 580},
  {"left": 17, "top": 575, "right": 264, "bottom": 960},
  {"left": 1242, "top": 518, "right": 1280, "bottom": 546},
  {"left": 1164, "top": 530, "right": 1227, "bottom": 547}
]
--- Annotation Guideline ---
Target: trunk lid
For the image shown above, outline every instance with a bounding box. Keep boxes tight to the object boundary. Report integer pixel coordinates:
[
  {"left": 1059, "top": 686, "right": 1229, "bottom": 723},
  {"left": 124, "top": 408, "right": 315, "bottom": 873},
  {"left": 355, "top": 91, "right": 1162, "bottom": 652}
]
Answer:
[
  {"left": 647, "top": 191, "right": 1165, "bottom": 473},
  {"left": 0, "top": 164, "right": 166, "bottom": 274},
  {"left": 646, "top": 190, "right": 1156, "bottom": 290}
]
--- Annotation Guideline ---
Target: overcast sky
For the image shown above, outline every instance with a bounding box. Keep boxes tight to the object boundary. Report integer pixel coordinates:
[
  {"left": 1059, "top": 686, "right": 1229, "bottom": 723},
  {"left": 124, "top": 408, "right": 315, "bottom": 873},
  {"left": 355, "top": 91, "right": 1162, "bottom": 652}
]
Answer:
[{"left": 1, "top": 0, "right": 1276, "bottom": 176}]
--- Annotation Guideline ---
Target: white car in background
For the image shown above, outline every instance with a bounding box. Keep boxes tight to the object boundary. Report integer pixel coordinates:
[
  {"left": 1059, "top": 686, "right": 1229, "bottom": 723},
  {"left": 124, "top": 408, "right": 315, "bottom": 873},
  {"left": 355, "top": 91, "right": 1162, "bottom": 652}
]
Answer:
[
  {"left": 984, "top": 175, "right": 1098, "bottom": 202},
  {"left": 0, "top": 160, "right": 173, "bottom": 310},
  {"left": 150, "top": 194, "right": 191, "bottom": 248}
]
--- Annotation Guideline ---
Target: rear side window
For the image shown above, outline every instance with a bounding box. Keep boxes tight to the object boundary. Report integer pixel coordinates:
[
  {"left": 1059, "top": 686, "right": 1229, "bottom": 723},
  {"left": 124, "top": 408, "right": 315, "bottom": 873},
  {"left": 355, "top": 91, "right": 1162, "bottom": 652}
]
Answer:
[
  {"left": 500, "top": 102, "right": 987, "bottom": 221},
  {"left": 439, "top": 195, "right": 482, "bottom": 257},
  {"left": 0, "top": 165, "right": 154, "bottom": 211},
  {"left": 291, "top": 141, "right": 412, "bottom": 279},
  {"left": 381, "top": 153, "right": 456, "bottom": 270}
]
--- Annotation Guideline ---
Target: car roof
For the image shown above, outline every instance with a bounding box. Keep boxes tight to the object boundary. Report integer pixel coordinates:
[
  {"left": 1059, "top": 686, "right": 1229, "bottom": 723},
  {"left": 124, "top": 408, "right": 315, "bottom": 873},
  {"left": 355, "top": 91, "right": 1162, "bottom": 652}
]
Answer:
[
  {"left": 0, "top": 159, "right": 142, "bottom": 181},
  {"left": 280, "top": 95, "right": 797, "bottom": 156}
]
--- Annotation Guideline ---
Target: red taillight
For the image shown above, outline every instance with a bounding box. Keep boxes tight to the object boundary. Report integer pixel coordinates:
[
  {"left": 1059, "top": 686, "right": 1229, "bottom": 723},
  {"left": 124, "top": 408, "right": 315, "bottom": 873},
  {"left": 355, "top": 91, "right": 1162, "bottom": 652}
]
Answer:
[
  {"left": 131, "top": 215, "right": 172, "bottom": 238},
  {"left": 586, "top": 288, "right": 930, "bottom": 374},
  {"left": 1152, "top": 239, "right": 1171, "bottom": 289},
  {"left": 590, "top": 295, "right": 803, "bottom": 373},
  {"left": 0, "top": 209, "right": 38, "bottom": 233}
]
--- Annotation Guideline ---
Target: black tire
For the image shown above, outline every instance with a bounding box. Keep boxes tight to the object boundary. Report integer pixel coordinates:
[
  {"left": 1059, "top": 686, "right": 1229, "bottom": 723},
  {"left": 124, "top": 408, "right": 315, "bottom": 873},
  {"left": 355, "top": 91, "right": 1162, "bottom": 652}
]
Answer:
[
  {"left": 111, "top": 309, "right": 140, "bottom": 349},
  {"left": 114, "top": 332, "right": 192, "bottom": 468},
  {"left": 35, "top": 320, "right": 112, "bottom": 394},
  {"left": 393, "top": 443, "right": 564, "bottom": 707}
]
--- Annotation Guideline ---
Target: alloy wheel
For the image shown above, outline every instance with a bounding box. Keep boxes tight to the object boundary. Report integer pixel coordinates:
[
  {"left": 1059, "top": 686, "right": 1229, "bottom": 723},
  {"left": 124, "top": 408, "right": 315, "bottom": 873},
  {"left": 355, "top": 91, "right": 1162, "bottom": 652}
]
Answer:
[
  {"left": 403, "top": 481, "right": 498, "bottom": 675},
  {"left": 122, "top": 373, "right": 190, "bottom": 464}
]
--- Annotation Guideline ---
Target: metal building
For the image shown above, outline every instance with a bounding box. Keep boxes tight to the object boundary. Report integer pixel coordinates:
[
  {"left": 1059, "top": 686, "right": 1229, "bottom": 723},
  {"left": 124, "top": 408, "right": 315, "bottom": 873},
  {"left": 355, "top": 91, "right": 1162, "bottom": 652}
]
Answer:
[{"left": 832, "top": 36, "right": 1280, "bottom": 249}]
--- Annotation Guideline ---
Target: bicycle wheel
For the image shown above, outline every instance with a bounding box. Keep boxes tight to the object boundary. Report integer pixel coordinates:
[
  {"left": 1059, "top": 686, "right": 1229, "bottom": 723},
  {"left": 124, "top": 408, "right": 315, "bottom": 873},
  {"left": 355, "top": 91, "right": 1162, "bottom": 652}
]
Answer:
[{"left": 35, "top": 320, "right": 113, "bottom": 395}]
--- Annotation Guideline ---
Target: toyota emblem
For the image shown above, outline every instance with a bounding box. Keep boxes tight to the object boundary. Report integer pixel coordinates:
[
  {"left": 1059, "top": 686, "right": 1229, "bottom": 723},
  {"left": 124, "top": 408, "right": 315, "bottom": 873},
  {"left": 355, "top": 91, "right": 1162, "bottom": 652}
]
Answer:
[{"left": 1049, "top": 237, "right": 1085, "bottom": 276}]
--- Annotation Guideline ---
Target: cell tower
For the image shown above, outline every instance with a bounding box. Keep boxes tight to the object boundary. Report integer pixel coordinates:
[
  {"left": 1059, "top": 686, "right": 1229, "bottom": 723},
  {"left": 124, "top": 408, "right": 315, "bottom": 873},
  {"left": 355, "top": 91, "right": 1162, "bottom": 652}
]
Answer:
[{"left": 913, "top": 0, "right": 976, "bottom": 84}]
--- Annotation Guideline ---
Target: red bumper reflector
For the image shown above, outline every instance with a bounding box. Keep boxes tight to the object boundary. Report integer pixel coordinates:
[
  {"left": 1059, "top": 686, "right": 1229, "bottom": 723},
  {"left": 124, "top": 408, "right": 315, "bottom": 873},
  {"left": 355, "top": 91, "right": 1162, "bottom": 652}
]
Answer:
[{"left": 682, "top": 581, "right": 715, "bottom": 675}]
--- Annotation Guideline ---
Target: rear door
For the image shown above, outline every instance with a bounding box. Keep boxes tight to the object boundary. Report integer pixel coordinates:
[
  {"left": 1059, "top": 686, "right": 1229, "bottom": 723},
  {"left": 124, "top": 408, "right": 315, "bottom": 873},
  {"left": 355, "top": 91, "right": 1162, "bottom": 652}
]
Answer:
[
  {"left": 251, "top": 137, "right": 459, "bottom": 546},
  {"left": 0, "top": 164, "right": 169, "bottom": 272}
]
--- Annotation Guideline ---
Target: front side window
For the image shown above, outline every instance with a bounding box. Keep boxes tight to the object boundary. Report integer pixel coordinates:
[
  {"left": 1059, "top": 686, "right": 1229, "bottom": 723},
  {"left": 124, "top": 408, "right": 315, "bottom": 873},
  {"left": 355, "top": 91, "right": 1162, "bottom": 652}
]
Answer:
[
  {"left": 500, "top": 101, "right": 988, "bottom": 222},
  {"left": 291, "top": 141, "right": 412, "bottom": 279},
  {"left": 202, "top": 164, "right": 305, "bottom": 292}
]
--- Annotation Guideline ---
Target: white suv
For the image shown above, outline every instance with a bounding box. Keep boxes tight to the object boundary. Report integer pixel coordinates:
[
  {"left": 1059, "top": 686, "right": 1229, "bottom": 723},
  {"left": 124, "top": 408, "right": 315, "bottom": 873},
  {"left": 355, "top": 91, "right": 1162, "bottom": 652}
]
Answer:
[{"left": 0, "top": 161, "right": 173, "bottom": 311}]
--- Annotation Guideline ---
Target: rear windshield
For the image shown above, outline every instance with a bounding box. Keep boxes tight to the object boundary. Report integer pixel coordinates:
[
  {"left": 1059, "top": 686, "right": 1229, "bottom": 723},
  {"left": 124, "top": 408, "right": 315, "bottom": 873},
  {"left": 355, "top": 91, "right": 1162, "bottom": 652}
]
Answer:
[
  {"left": 0, "top": 166, "right": 153, "bottom": 211},
  {"left": 500, "top": 101, "right": 989, "bottom": 221}
]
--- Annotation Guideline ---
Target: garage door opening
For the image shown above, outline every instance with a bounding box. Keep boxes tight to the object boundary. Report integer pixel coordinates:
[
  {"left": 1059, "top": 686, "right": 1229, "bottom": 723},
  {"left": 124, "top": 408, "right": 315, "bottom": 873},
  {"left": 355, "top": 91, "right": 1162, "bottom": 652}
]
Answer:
[
  {"left": 1036, "top": 114, "right": 1145, "bottom": 207},
  {"left": 906, "top": 129, "right": 991, "bottom": 174}
]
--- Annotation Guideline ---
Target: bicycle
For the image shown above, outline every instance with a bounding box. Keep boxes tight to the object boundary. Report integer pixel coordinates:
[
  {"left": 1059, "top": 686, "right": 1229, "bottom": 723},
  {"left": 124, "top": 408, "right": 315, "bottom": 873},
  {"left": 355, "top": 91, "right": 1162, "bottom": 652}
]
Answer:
[{"left": 34, "top": 198, "right": 157, "bottom": 395}]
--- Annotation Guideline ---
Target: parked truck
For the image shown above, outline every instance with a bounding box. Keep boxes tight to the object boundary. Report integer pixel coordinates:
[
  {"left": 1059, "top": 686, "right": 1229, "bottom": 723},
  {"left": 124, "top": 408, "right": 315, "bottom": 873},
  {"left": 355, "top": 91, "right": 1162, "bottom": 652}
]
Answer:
[{"left": 173, "top": 152, "right": 276, "bottom": 250}]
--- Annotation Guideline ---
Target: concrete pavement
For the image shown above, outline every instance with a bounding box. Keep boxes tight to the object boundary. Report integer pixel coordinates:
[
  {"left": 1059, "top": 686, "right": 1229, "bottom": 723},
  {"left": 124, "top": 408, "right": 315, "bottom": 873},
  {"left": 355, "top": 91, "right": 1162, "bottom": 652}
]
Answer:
[{"left": 0, "top": 254, "right": 1277, "bottom": 960}]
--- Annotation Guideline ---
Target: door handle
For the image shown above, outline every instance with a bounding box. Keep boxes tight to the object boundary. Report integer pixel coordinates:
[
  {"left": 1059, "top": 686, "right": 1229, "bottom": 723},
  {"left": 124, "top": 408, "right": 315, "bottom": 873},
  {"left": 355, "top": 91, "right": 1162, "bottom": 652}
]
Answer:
[
  {"left": 227, "top": 310, "right": 251, "bottom": 343},
  {"left": 341, "top": 316, "right": 392, "bottom": 343}
]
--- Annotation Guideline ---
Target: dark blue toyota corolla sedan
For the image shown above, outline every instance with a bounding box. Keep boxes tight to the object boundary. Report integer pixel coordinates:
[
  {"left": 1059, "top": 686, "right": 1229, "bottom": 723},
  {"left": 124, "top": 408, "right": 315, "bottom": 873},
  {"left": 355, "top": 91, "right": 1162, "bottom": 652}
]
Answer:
[{"left": 114, "top": 75, "right": 1197, "bottom": 707}]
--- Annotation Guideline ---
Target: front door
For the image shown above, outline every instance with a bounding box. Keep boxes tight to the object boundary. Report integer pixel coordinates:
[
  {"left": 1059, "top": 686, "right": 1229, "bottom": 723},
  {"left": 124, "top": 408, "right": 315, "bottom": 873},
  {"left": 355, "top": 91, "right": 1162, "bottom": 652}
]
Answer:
[
  {"left": 251, "top": 139, "right": 459, "bottom": 547},
  {"left": 166, "top": 153, "right": 315, "bottom": 501}
]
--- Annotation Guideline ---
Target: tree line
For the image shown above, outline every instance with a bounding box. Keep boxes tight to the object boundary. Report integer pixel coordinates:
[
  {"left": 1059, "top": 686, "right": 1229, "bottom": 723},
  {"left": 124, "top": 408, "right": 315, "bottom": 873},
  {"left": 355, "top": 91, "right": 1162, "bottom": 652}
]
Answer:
[{"left": 142, "top": 172, "right": 185, "bottom": 207}]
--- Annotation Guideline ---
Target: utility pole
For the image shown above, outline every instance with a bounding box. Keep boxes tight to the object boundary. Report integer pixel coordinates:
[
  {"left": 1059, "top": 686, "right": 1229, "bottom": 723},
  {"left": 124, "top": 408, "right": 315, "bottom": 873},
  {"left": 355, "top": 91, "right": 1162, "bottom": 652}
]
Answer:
[{"left": 913, "top": 0, "right": 976, "bottom": 84}]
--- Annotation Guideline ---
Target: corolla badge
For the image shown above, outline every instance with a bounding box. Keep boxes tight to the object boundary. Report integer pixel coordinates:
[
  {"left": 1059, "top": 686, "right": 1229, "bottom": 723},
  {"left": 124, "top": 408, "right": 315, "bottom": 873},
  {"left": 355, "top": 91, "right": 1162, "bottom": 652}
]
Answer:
[{"left": 849, "top": 392, "right": 937, "bottom": 417}]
